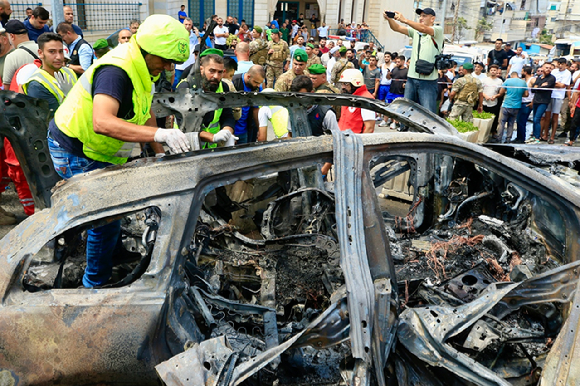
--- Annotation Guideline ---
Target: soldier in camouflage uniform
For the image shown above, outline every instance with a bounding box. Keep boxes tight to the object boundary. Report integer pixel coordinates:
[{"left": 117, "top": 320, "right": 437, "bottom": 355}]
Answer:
[
  {"left": 275, "top": 49, "right": 310, "bottom": 92},
  {"left": 266, "top": 29, "right": 290, "bottom": 88},
  {"left": 448, "top": 63, "right": 483, "bottom": 123},
  {"left": 249, "top": 26, "right": 269, "bottom": 65},
  {"left": 330, "top": 46, "right": 354, "bottom": 86},
  {"left": 305, "top": 43, "right": 321, "bottom": 67},
  {"left": 308, "top": 64, "right": 339, "bottom": 94}
]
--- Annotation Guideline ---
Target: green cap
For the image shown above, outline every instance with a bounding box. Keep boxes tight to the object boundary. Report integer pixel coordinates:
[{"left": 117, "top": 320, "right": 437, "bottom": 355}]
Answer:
[
  {"left": 294, "top": 49, "right": 307, "bottom": 62},
  {"left": 339, "top": 46, "right": 347, "bottom": 53},
  {"left": 200, "top": 48, "right": 224, "bottom": 58},
  {"left": 93, "top": 38, "right": 108, "bottom": 50},
  {"left": 254, "top": 26, "right": 263, "bottom": 34},
  {"left": 306, "top": 43, "right": 315, "bottom": 49},
  {"left": 308, "top": 63, "right": 326, "bottom": 74},
  {"left": 270, "top": 28, "right": 279, "bottom": 34},
  {"left": 463, "top": 62, "right": 474, "bottom": 70}
]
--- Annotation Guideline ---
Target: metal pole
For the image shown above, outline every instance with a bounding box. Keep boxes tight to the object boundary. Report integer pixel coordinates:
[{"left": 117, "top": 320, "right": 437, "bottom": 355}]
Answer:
[
  {"left": 52, "top": 0, "right": 65, "bottom": 31},
  {"left": 499, "top": 9, "right": 505, "bottom": 40},
  {"left": 441, "top": 0, "right": 448, "bottom": 33}
]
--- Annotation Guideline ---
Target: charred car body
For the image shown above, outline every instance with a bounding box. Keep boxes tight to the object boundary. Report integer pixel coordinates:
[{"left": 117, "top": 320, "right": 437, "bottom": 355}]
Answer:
[{"left": 0, "top": 89, "right": 580, "bottom": 386}]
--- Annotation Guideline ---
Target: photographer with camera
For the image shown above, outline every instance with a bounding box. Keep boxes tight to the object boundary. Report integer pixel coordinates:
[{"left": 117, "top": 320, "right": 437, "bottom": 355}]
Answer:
[{"left": 383, "top": 7, "right": 444, "bottom": 114}]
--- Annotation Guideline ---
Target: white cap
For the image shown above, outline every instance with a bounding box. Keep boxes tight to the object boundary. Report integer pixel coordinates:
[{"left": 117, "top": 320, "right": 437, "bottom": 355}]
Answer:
[{"left": 329, "top": 46, "right": 339, "bottom": 54}]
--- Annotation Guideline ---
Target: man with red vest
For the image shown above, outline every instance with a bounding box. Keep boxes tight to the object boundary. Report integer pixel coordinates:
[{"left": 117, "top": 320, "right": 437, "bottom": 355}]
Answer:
[{"left": 337, "top": 68, "right": 375, "bottom": 133}]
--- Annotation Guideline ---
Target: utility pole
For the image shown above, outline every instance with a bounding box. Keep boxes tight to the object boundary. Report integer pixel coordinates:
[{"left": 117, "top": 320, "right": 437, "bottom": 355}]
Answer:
[
  {"left": 563, "top": 0, "right": 571, "bottom": 38},
  {"left": 452, "top": 0, "right": 460, "bottom": 43},
  {"left": 52, "top": 0, "right": 65, "bottom": 31},
  {"left": 441, "top": 0, "right": 448, "bottom": 34}
]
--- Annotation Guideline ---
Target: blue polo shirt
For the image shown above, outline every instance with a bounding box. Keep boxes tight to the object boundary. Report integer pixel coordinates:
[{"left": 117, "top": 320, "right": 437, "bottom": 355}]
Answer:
[
  {"left": 501, "top": 78, "right": 528, "bottom": 109},
  {"left": 234, "top": 74, "right": 262, "bottom": 136},
  {"left": 24, "top": 19, "right": 51, "bottom": 43}
]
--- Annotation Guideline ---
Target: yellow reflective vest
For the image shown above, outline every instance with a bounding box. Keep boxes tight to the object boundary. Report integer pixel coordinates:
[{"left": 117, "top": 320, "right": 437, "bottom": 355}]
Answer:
[
  {"left": 22, "top": 67, "right": 77, "bottom": 105},
  {"left": 54, "top": 38, "right": 155, "bottom": 164}
]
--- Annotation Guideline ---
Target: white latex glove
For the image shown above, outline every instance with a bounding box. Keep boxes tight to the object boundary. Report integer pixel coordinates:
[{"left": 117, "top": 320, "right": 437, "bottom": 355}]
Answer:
[
  {"left": 154, "top": 128, "right": 190, "bottom": 154},
  {"left": 225, "top": 135, "right": 237, "bottom": 147},
  {"left": 212, "top": 129, "right": 233, "bottom": 143}
]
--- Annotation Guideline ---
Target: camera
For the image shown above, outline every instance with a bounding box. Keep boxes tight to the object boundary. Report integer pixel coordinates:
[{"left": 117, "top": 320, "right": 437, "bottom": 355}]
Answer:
[
  {"left": 435, "top": 54, "right": 453, "bottom": 70},
  {"left": 385, "top": 11, "right": 396, "bottom": 18}
]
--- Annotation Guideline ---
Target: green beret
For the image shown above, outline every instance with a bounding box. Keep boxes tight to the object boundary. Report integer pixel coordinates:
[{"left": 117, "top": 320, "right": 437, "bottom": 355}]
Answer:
[
  {"left": 270, "top": 28, "right": 279, "bottom": 34},
  {"left": 93, "top": 38, "right": 109, "bottom": 50},
  {"left": 294, "top": 49, "right": 307, "bottom": 62},
  {"left": 200, "top": 48, "right": 224, "bottom": 58},
  {"left": 308, "top": 63, "right": 326, "bottom": 74},
  {"left": 306, "top": 43, "right": 315, "bottom": 49},
  {"left": 339, "top": 46, "right": 347, "bottom": 53},
  {"left": 254, "top": 26, "right": 262, "bottom": 34},
  {"left": 463, "top": 62, "right": 474, "bottom": 70}
]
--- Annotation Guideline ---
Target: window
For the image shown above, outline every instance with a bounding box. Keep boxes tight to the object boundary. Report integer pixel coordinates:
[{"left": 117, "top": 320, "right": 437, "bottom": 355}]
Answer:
[
  {"left": 190, "top": 0, "right": 215, "bottom": 27},
  {"left": 227, "top": 0, "right": 254, "bottom": 26}
]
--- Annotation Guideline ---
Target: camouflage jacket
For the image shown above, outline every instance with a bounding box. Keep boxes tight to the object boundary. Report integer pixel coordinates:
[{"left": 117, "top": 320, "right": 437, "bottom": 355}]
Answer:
[
  {"left": 315, "top": 81, "right": 340, "bottom": 94},
  {"left": 306, "top": 54, "right": 322, "bottom": 68},
  {"left": 266, "top": 40, "right": 290, "bottom": 67},
  {"left": 274, "top": 69, "right": 311, "bottom": 92},
  {"left": 249, "top": 38, "right": 269, "bottom": 65},
  {"left": 331, "top": 58, "right": 354, "bottom": 85}
]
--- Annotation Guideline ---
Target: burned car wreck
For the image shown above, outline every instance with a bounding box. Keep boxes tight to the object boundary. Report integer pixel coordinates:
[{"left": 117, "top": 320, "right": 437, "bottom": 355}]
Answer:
[{"left": 1, "top": 89, "right": 580, "bottom": 386}]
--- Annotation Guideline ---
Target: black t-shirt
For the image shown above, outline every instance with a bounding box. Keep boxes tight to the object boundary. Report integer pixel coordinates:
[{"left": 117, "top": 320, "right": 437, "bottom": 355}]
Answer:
[
  {"left": 532, "top": 74, "right": 556, "bottom": 104},
  {"left": 390, "top": 67, "right": 408, "bottom": 95},
  {"left": 49, "top": 65, "right": 137, "bottom": 157},
  {"left": 226, "top": 22, "right": 239, "bottom": 35},
  {"left": 488, "top": 49, "right": 508, "bottom": 69},
  {"left": 349, "top": 58, "right": 360, "bottom": 70}
]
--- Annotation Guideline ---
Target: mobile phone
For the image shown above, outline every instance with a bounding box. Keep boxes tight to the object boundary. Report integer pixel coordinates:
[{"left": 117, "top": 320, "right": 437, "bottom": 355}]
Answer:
[{"left": 385, "top": 11, "right": 396, "bottom": 18}]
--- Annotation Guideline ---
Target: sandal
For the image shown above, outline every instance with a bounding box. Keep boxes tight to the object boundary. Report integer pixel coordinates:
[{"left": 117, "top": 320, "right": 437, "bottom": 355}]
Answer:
[
  {"left": 565, "top": 141, "right": 574, "bottom": 146},
  {"left": 548, "top": 139, "right": 555, "bottom": 144}
]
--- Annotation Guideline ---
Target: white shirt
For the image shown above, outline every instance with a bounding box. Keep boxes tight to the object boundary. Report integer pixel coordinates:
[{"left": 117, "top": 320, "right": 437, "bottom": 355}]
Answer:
[
  {"left": 292, "top": 24, "right": 299, "bottom": 37},
  {"left": 380, "top": 62, "right": 395, "bottom": 85},
  {"left": 326, "top": 57, "right": 336, "bottom": 82},
  {"left": 552, "top": 68, "right": 571, "bottom": 100},
  {"left": 214, "top": 26, "right": 228, "bottom": 45},
  {"left": 573, "top": 70, "right": 580, "bottom": 90},
  {"left": 522, "top": 76, "right": 534, "bottom": 103},
  {"left": 472, "top": 72, "right": 487, "bottom": 81},
  {"left": 321, "top": 52, "right": 331, "bottom": 66},
  {"left": 317, "top": 26, "right": 329, "bottom": 37},
  {"left": 508, "top": 54, "right": 527, "bottom": 76},
  {"left": 482, "top": 77, "right": 503, "bottom": 107}
]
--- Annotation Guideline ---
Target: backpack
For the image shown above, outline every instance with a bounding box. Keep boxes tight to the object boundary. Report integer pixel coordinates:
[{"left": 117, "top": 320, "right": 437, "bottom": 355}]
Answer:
[{"left": 457, "top": 77, "right": 479, "bottom": 105}]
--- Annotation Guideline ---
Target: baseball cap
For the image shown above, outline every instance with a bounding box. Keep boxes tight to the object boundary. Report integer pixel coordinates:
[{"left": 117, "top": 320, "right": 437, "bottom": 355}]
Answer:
[
  {"left": 5, "top": 20, "right": 27, "bottom": 35},
  {"left": 415, "top": 8, "right": 436, "bottom": 16}
]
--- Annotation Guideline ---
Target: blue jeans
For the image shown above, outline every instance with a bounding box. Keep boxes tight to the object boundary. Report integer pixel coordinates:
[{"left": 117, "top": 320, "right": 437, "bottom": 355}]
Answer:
[
  {"left": 498, "top": 107, "right": 519, "bottom": 143},
  {"left": 404, "top": 77, "right": 439, "bottom": 114},
  {"left": 516, "top": 102, "right": 532, "bottom": 142},
  {"left": 48, "top": 134, "right": 120, "bottom": 288},
  {"left": 236, "top": 132, "right": 248, "bottom": 144},
  {"left": 532, "top": 103, "right": 549, "bottom": 140}
]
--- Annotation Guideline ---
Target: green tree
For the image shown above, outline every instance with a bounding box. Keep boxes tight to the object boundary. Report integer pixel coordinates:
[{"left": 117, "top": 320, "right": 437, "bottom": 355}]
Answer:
[
  {"left": 475, "top": 18, "right": 493, "bottom": 40},
  {"left": 452, "top": 17, "right": 472, "bottom": 43},
  {"left": 539, "top": 28, "right": 553, "bottom": 44}
]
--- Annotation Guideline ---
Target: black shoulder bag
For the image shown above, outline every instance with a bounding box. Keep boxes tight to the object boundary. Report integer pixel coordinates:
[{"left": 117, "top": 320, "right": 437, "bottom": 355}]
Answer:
[{"left": 415, "top": 33, "right": 439, "bottom": 75}]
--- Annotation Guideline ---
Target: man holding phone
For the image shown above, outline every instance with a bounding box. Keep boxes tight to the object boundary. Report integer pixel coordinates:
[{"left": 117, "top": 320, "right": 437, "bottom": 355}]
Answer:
[{"left": 383, "top": 7, "right": 443, "bottom": 114}]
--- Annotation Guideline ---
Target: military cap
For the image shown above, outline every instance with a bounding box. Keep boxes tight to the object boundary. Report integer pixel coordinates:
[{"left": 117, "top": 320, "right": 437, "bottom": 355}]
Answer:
[
  {"left": 463, "top": 62, "right": 474, "bottom": 70},
  {"left": 294, "top": 49, "right": 308, "bottom": 62},
  {"left": 200, "top": 48, "right": 224, "bottom": 57},
  {"left": 254, "top": 26, "right": 263, "bottom": 34},
  {"left": 306, "top": 43, "right": 315, "bottom": 49},
  {"left": 270, "top": 28, "right": 279, "bottom": 34},
  {"left": 308, "top": 64, "right": 326, "bottom": 74},
  {"left": 93, "top": 38, "right": 109, "bottom": 50},
  {"left": 339, "top": 46, "right": 347, "bottom": 53}
]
